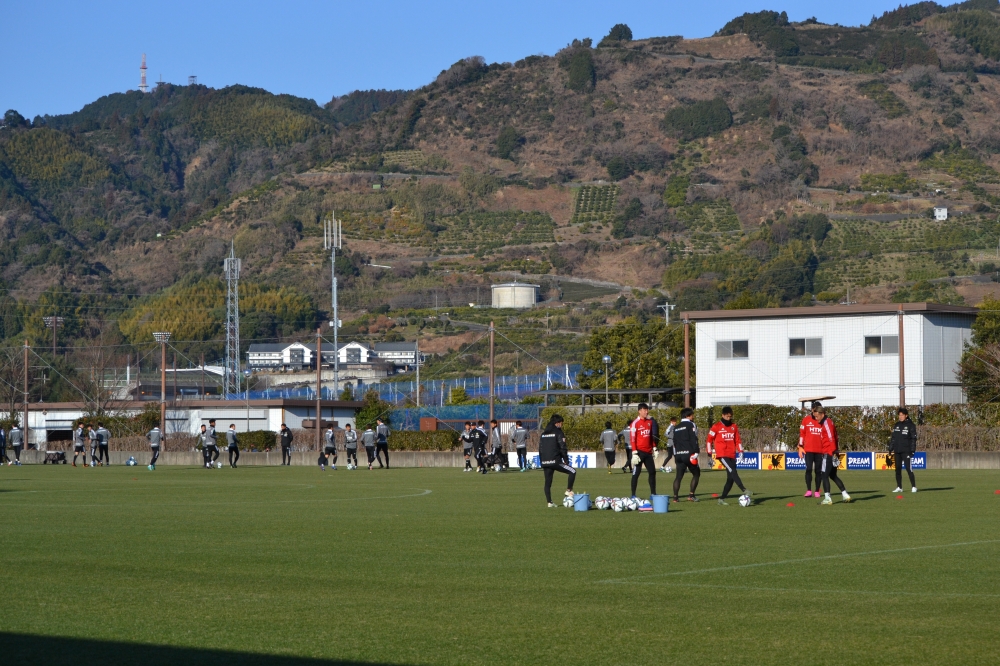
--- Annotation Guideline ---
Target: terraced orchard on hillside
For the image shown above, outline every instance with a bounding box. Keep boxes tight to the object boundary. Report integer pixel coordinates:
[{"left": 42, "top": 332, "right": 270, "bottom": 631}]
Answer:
[
  {"left": 341, "top": 209, "right": 555, "bottom": 254},
  {"left": 571, "top": 185, "right": 620, "bottom": 225}
]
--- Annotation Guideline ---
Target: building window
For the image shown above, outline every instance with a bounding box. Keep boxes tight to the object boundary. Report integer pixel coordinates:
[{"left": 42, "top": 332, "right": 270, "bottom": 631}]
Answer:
[
  {"left": 717, "top": 340, "right": 749, "bottom": 359},
  {"left": 789, "top": 338, "right": 822, "bottom": 357},
  {"left": 865, "top": 335, "right": 899, "bottom": 355}
]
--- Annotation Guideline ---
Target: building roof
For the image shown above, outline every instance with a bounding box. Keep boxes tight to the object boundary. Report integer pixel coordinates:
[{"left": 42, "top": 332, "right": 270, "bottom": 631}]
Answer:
[
  {"left": 492, "top": 282, "right": 540, "bottom": 289},
  {"left": 373, "top": 341, "right": 418, "bottom": 352},
  {"left": 27, "top": 398, "right": 365, "bottom": 410},
  {"left": 681, "top": 302, "right": 978, "bottom": 322},
  {"left": 247, "top": 343, "right": 289, "bottom": 353},
  {"left": 303, "top": 341, "right": 371, "bottom": 352}
]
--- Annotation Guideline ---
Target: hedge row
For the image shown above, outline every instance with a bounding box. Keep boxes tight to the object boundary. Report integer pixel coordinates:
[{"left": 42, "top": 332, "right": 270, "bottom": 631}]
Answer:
[
  {"left": 541, "top": 405, "right": 999, "bottom": 452},
  {"left": 388, "top": 431, "right": 459, "bottom": 451}
]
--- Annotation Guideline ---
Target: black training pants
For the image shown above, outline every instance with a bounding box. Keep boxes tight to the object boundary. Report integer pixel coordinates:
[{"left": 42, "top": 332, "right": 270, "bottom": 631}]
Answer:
[
  {"left": 347, "top": 448, "right": 358, "bottom": 465},
  {"left": 542, "top": 462, "right": 576, "bottom": 503},
  {"left": 825, "top": 455, "right": 846, "bottom": 492},
  {"left": 14, "top": 444, "right": 22, "bottom": 462},
  {"left": 622, "top": 446, "right": 632, "bottom": 471},
  {"left": 281, "top": 445, "right": 292, "bottom": 465},
  {"left": 604, "top": 450, "right": 616, "bottom": 467},
  {"left": 631, "top": 450, "right": 657, "bottom": 496},
  {"left": 517, "top": 447, "right": 527, "bottom": 469},
  {"left": 150, "top": 448, "right": 160, "bottom": 466},
  {"left": 894, "top": 452, "right": 916, "bottom": 488},
  {"left": 474, "top": 447, "right": 487, "bottom": 472},
  {"left": 229, "top": 446, "right": 239, "bottom": 467},
  {"left": 0, "top": 444, "right": 9, "bottom": 463},
  {"left": 376, "top": 443, "right": 389, "bottom": 468},
  {"left": 98, "top": 444, "right": 109, "bottom": 464},
  {"left": 365, "top": 447, "right": 376, "bottom": 466},
  {"left": 325, "top": 448, "right": 337, "bottom": 465},
  {"left": 660, "top": 447, "right": 674, "bottom": 468},
  {"left": 718, "top": 457, "right": 745, "bottom": 498},
  {"left": 672, "top": 454, "right": 701, "bottom": 498},
  {"left": 805, "top": 452, "right": 824, "bottom": 491}
]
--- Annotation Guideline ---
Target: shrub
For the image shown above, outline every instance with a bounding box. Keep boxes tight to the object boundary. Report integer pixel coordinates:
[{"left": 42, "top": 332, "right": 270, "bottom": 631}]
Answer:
[
  {"left": 387, "top": 430, "right": 459, "bottom": 451},
  {"left": 663, "top": 174, "right": 690, "bottom": 207},
  {"left": 495, "top": 126, "right": 523, "bottom": 160},
  {"left": 606, "top": 156, "right": 631, "bottom": 181},
  {"left": 598, "top": 24, "right": 633, "bottom": 47},
  {"left": 565, "top": 49, "right": 596, "bottom": 92},
  {"left": 235, "top": 430, "right": 279, "bottom": 452},
  {"left": 661, "top": 98, "right": 732, "bottom": 141}
]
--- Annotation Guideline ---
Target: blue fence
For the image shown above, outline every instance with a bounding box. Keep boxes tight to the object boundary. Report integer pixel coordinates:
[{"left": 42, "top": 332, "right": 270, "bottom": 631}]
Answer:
[{"left": 389, "top": 405, "right": 544, "bottom": 432}]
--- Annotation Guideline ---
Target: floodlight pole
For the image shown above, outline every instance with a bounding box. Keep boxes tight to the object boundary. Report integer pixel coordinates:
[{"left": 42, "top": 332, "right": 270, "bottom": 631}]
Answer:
[
  {"left": 23, "top": 340, "right": 29, "bottom": 446},
  {"left": 316, "top": 327, "right": 323, "bottom": 451},
  {"left": 43, "top": 316, "right": 64, "bottom": 355},
  {"left": 489, "top": 321, "right": 495, "bottom": 422},
  {"left": 898, "top": 305, "right": 906, "bottom": 408},
  {"left": 603, "top": 355, "right": 612, "bottom": 405},
  {"left": 153, "top": 332, "right": 171, "bottom": 433}
]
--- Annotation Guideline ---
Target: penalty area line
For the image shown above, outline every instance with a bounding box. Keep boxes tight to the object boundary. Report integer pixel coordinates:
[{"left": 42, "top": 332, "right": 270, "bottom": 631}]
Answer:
[
  {"left": 598, "top": 539, "right": 1000, "bottom": 584},
  {"left": 636, "top": 581, "right": 1000, "bottom": 599}
]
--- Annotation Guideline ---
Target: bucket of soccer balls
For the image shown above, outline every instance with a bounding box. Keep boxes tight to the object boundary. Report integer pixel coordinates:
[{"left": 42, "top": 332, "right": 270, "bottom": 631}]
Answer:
[{"left": 572, "top": 493, "right": 590, "bottom": 511}]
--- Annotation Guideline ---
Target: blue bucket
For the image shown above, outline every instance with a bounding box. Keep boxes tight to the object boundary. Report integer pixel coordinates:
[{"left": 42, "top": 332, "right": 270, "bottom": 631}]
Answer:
[
  {"left": 651, "top": 494, "right": 669, "bottom": 513},
  {"left": 573, "top": 493, "right": 590, "bottom": 512}
]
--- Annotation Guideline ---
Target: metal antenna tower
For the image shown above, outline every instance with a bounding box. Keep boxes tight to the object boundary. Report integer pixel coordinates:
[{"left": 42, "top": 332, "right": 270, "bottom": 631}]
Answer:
[
  {"left": 139, "top": 54, "right": 148, "bottom": 93},
  {"left": 324, "top": 212, "right": 342, "bottom": 396},
  {"left": 223, "top": 242, "right": 241, "bottom": 396}
]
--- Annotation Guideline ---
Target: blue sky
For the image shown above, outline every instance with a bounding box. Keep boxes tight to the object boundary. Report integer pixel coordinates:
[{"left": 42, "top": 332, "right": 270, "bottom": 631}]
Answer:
[{"left": 4, "top": 1, "right": 932, "bottom": 119}]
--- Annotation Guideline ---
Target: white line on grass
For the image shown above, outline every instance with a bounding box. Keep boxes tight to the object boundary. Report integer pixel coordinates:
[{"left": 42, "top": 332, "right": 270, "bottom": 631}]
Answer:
[
  {"left": 13, "top": 488, "right": 433, "bottom": 508},
  {"left": 598, "top": 540, "right": 1000, "bottom": 584},
  {"left": 639, "top": 581, "right": 1000, "bottom": 599}
]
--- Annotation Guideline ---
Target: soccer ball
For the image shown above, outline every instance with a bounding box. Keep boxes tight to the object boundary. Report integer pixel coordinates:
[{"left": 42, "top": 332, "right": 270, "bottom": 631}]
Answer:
[
  {"left": 595, "top": 496, "right": 610, "bottom": 510},
  {"left": 89, "top": 461, "right": 95, "bottom": 467},
  {"left": 665, "top": 466, "right": 673, "bottom": 473},
  {"left": 612, "top": 498, "right": 624, "bottom": 512},
  {"left": 126, "top": 457, "right": 137, "bottom": 467},
  {"left": 216, "top": 462, "right": 223, "bottom": 469},
  {"left": 562, "top": 496, "right": 575, "bottom": 508},
  {"left": 628, "top": 497, "right": 640, "bottom": 511},
  {"left": 739, "top": 494, "right": 752, "bottom": 507}
]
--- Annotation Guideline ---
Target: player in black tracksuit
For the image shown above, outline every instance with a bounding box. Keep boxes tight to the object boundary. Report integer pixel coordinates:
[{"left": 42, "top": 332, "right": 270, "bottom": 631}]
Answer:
[
  {"left": 279, "top": 423, "right": 294, "bottom": 466},
  {"left": 671, "top": 408, "right": 701, "bottom": 502},
  {"left": 472, "top": 420, "right": 489, "bottom": 474},
  {"left": 538, "top": 414, "right": 575, "bottom": 507},
  {"left": 890, "top": 408, "right": 918, "bottom": 492}
]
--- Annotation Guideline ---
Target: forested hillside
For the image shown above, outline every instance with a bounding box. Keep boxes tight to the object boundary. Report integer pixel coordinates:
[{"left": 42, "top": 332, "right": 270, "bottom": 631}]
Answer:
[{"left": 7, "top": 1, "right": 1000, "bottom": 399}]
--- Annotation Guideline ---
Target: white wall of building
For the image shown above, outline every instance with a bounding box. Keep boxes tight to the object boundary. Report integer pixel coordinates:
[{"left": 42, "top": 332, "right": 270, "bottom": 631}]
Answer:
[{"left": 694, "top": 312, "right": 972, "bottom": 407}]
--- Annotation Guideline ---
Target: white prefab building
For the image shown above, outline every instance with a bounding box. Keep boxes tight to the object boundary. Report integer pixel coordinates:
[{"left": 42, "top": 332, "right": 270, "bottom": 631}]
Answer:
[{"left": 684, "top": 303, "right": 976, "bottom": 407}]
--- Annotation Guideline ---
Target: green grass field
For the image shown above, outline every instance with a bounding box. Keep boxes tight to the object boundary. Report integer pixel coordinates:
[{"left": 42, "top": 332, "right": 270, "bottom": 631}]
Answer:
[{"left": 2, "top": 466, "right": 999, "bottom": 665}]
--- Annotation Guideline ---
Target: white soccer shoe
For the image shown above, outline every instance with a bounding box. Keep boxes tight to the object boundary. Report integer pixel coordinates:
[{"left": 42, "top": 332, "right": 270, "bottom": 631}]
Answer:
[
  {"left": 893, "top": 487, "right": 903, "bottom": 493},
  {"left": 911, "top": 487, "right": 918, "bottom": 493}
]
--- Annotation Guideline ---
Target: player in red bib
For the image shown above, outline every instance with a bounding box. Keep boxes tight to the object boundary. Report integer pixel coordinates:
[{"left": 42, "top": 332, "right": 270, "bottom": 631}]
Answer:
[
  {"left": 706, "top": 406, "right": 751, "bottom": 505},
  {"left": 816, "top": 405, "right": 851, "bottom": 503},
  {"left": 798, "top": 401, "right": 826, "bottom": 498},
  {"left": 628, "top": 403, "right": 659, "bottom": 498}
]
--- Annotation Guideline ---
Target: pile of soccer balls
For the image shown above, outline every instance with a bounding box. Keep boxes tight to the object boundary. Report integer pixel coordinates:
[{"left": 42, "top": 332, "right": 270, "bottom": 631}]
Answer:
[
  {"left": 593, "top": 496, "right": 653, "bottom": 512},
  {"left": 125, "top": 457, "right": 137, "bottom": 467}
]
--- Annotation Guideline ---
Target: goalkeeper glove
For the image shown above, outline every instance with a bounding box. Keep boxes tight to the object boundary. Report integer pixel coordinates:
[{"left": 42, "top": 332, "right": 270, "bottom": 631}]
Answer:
[{"left": 631, "top": 452, "right": 640, "bottom": 468}]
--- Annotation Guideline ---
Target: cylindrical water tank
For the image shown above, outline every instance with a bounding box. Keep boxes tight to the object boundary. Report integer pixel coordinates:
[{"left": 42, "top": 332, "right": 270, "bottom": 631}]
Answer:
[{"left": 491, "top": 283, "right": 539, "bottom": 309}]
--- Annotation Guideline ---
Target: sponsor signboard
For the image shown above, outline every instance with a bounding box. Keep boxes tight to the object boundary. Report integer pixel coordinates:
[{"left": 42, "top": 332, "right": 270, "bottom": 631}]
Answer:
[
  {"left": 735, "top": 452, "right": 760, "bottom": 470},
  {"left": 912, "top": 452, "right": 927, "bottom": 469},
  {"left": 831, "top": 452, "right": 847, "bottom": 470},
  {"left": 847, "top": 452, "right": 873, "bottom": 470},
  {"left": 874, "top": 451, "right": 927, "bottom": 470},
  {"left": 762, "top": 452, "right": 786, "bottom": 470},
  {"left": 711, "top": 455, "right": 725, "bottom": 471},
  {"left": 784, "top": 452, "right": 806, "bottom": 470},
  {"left": 527, "top": 452, "right": 597, "bottom": 469}
]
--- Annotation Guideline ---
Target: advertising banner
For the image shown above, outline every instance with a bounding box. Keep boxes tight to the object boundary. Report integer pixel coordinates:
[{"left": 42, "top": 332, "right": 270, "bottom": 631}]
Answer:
[
  {"left": 762, "top": 452, "right": 786, "bottom": 470},
  {"left": 846, "top": 452, "right": 873, "bottom": 470},
  {"left": 735, "top": 452, "right": 760, "bottom": 470},
  {"left": 784, "top": 452, "right": 806, "bottom": 470},
  {"left": 526, "top": 452, "right": 597, "bottom": 469},
  {"left": 873, "top": 451, "right": 927, "bottom": 470}
]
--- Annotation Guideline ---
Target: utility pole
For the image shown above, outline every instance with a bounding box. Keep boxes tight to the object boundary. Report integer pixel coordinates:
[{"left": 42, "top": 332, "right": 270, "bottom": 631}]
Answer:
[
  {"left": 325, "top": 212, "right": 342, "bottom": 398},
  {"left": 657, "top": 302, "right": 674, "bottom": 327},
  {"left": 898, "top": 305, "right": 906, "bottom": 408},
  {"left": 316, "top": 327, "right": 323, "bottom": 451},
  {"left": 43, "top": 316, "right": 63, "bottom": 355},
  {"left": 489, "top": 321, "right": 495, "bottom": 422},
  {"left": 172, "top": 354, "right": 177, "bottom": 404},
  {"left": 200, "top": 353, "right": 205, "bottom": 397},
  {"left": 23, "top": 340, "right": 28, "bottom": 447},
  {"left": 415, "top": 339, "right": 421, "bottom": 407},
  {"left": 153, "top": 332, "right": 171, "bottom": 433}
]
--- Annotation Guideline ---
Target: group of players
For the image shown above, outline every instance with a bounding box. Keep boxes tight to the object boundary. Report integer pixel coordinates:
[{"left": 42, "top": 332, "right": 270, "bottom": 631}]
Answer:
[
  {"left": 458, "top": 419, "right": 530, "bottom": 473},
  {"left": 538, "top": 400, "right": 920, "bottom": 507},
  {"left": 314, "top": 419, "right": 391, "bottom": 471}
]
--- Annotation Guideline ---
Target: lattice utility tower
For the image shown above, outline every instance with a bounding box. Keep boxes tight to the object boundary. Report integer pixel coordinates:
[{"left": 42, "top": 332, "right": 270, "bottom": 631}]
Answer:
[
  {"left": 139, "top": 54, "right": 148, "bottom": 93},
  {"left": 223, "top": 242, "right": 241, "bottom": 396}
]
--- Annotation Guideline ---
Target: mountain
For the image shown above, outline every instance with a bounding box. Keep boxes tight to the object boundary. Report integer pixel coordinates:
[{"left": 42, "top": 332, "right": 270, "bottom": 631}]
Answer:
[{"left": 5, "top": 1, "right": 1000, "bottom": 360}]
